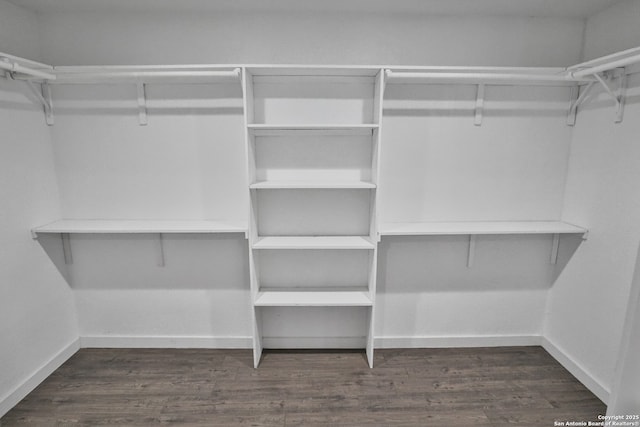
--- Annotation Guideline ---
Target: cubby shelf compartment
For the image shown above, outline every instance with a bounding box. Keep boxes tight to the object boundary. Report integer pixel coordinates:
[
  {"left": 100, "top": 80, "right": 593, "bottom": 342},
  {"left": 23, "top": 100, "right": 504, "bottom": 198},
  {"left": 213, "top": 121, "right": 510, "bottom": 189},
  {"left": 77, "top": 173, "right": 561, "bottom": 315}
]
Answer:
[
  {"left": 31, "top": 219, "right": 247, "bottom": 238},
  {"left": 249, "top": 181, "right": 376, "bottom": 189},
  {"left": 378, "top": 221, "right": 587, "bottom": 236},
  {"left": 254, "top": 289, "right": 372, "bottom": 307},
  {"left": 252, "top": 236, "right": 376, "bottom": 250}
]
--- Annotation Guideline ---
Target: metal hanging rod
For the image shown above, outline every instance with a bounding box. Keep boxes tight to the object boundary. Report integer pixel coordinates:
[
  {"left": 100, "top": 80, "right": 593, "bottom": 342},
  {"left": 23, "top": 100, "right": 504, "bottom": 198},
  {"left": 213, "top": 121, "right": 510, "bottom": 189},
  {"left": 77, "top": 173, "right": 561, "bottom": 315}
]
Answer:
[
  {"left": 51, "top": 68, "right": 242, "bottom": 84},
  {"left": 385, "top": 69, "right": 595, "bottom": 86},
  {"left": 0, "top": 57, "right": 57, "bottom": 81},
  {"left": 570, "top": 53, "right": 640, "bottom": 78},
  {"left": 567, "top": 46, "right": 640, "bottom": 71}
]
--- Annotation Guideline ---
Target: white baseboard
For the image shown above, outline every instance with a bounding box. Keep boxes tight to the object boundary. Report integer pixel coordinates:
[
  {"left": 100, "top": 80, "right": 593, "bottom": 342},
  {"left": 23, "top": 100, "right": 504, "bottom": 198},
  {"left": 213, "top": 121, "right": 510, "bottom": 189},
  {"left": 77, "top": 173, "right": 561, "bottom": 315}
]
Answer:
[
  {"left": 0, "top": 338, "right": 79, "bottom": 419},
  {"left": 541, "top": 337, "right": 610, "bottom": 404},
  {"left": 80, "top": 335, "right": 253, "bottom": 349},
  {"left": 375, "top": 334, "right": 542, "bottom": 348}
]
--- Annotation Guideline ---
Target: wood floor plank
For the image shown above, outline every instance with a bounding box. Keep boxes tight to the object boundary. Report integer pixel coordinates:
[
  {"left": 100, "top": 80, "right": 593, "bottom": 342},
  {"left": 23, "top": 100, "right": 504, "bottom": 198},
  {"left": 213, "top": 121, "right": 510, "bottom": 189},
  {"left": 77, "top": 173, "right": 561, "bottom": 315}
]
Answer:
[{"left": 1, "top": 347, "right": 606, "bottom": 426}]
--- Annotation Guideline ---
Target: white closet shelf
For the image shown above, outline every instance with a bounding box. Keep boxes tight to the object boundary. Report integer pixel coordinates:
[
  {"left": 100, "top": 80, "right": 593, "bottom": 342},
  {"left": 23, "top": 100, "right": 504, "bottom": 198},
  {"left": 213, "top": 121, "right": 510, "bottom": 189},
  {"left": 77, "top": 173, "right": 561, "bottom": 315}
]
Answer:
[
  {"left": 252, "top": 236, "right": 376, "bottom": 250},
  {"left": 247, "top": 124, "right": 379, "bottom": 136},
  {"left": 254, "top": 289, "right": 372, "bottom": 307},
  {"left": 31, "top": 219, "right": 247, "bottom": 236},
  {"left": 378, "top": 221, "right": 587, "bottom": 236},
  {"left": 249, "top": 180, "right": 376, "bottom": 189},
  {"left": 247, "top": 66, "right": 380, "bottom": 77}
]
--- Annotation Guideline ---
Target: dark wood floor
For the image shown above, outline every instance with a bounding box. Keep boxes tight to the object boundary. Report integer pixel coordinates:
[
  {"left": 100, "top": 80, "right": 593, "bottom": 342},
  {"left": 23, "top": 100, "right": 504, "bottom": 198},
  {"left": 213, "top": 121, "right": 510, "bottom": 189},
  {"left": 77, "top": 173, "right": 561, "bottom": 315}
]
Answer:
[{"left": 1, "top": 347, "right": 605, "bottom": 426}]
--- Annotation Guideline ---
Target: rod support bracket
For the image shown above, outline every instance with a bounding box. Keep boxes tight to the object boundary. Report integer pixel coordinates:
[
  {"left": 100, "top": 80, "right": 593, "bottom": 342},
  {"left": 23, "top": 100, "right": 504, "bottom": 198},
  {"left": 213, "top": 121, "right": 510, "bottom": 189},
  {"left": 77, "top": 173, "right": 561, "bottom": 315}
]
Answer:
[
  {"left": 474, "top": 84, "right": 485, "bottom": 126},
  {"left": 467, "top": 235, "right": 477, "bottom": 268},
  {"left": 593, "top": 70, "right": 626, "bottom": 123},
  {"left": 137, "top": 82, "right": 148, "bottom": 126}
]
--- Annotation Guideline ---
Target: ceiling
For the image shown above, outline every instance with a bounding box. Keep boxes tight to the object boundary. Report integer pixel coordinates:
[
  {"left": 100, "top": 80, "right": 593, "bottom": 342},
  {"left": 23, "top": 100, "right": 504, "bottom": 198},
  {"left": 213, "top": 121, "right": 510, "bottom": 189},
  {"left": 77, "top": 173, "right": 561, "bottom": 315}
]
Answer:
[{"left": 7, "top": 0, "right": 622, "bottom": 18}]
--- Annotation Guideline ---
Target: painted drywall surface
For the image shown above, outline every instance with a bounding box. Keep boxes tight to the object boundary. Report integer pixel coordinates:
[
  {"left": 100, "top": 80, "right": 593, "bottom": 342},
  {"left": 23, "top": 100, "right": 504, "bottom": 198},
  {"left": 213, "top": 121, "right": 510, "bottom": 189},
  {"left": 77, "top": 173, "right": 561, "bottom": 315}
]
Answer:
[
  {"left": 547, "top": 72, "right": 640, "bottom": 395},
  {"left": 607, "top": 245, "right": 640, "bottom": 414},
  {"left": 50, "top": 84, "right": 247, "bottom": 220},
  {"left": 0, "top": 0, "right": 41, "bottom": 60},
  {"left": 35, "top": 11, "right": 585, "bottom": 66},
  {"left": 47, "top": 82, "right": 250, "bottom": 341},
  {"left": 0, "top": 81, "right": 78, "bottom": 413},
  {"left": 583, "top": 0, "right": 640, "bottom": 60},
  {"left": 375, "top": 84, "right": 574, "bottom": 342},
  {"left": 69, "top": 234, "right": 250, "bottom": 341},
  {"left": 380, "top": 84, "right": 572, "bottom": 222}
]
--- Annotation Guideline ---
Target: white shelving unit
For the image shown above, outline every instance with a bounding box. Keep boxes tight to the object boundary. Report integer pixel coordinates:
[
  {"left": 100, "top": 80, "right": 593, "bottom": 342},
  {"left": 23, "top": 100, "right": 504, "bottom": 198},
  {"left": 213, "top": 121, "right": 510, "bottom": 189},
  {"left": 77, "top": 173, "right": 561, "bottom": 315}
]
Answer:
[
  {"left": 243, "top": 66, "right": 385, "bottom": 367},
  {"left": 20, "top": 59, "right": 597, "bottom": 370}
]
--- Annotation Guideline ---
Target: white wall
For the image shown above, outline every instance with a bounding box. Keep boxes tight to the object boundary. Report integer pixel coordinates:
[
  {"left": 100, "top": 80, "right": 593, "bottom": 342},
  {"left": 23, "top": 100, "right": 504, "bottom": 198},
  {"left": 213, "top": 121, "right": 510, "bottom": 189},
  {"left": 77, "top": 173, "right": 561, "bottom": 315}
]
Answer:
[
  {"left": 47, "top": 81, "right": 250, "bottom": 345},
  {"left": 547, "top": 73, "right": 640, "bottom": 401},
  {"left": 377, "top": 80, "right": 575, "bottom": 345},
  {"left": 544, "top": 0, "right": 640, "bottom": 403},
  {"left": 607, "top": 245, "right": 640, "bottom": 414},
  {"left": 0, "top": 0, "right": 42, "bottom": 60},
  {"left": 582, "top": 0, "right": 640, "bottom": 60},
  {"left": 37, "top": 11, "right": 585, "bottom": 66},
  {"left": 0, "top": 1, "right": 78, "bottom": 417}
]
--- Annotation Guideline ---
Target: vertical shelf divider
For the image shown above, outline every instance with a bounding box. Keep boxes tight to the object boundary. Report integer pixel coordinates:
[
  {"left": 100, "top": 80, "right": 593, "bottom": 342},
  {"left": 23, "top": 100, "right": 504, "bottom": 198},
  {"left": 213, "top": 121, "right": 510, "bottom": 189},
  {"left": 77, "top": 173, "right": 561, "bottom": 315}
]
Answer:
[
  {"left": 242, "top": 67, "right": 263, "bottom": 368},
  {"left": 366, "top": 69, "right": 386, "bottom": 368}
]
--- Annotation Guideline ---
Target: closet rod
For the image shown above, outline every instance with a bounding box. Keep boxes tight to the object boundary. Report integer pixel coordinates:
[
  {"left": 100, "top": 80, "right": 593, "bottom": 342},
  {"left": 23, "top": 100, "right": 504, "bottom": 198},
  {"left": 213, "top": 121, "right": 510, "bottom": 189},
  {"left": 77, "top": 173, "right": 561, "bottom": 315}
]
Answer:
[
  {"left": 571, "top": 53, "right": 640, "bottom": 78},
  {"left": 385, "top": 70, "right": 595, "bottom": 85},
  {"left": 52, "top": 68, "right": 241, "bottom": 84},
  {"left": 567, "top": 46, "right": 640, "bottom": 71},
  {"left": 0, "top": 58, "right": 56, "bottom": 81}
]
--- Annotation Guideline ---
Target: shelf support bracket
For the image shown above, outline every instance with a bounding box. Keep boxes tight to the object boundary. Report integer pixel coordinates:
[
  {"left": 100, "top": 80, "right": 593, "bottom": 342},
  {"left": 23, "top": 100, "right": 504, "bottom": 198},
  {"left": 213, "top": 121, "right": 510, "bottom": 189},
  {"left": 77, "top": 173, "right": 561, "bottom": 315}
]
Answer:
[
  {"left": 593, "top": 71, "right": 626, "bottom": 123},
  {"left": 567, "top": 82, "right": 594, "bottom": 126},
  {"left": 615, "top": 69, "right": 627, "bottom": 123},
  {"left": 156, "top": 233, "right": 165, "bottom": 267},
  {"left": 23, "top": 80, "right": 54, "bottom": 125},
  {"left": 566, "top": 85, "right": 579, "bottom": 126},
  {"left": 61, "top": 233, "right": 73, "bottom": 265},
  {"left": 550, "top": 233, "right": 560, "bottom": 265},
  {"left": 467, "top": 235, "right": 476, "bottom": 268},
  {"left": 137, "top": 83, "right": 148, "bottom": 126},
  {"left": 474, "top": 84, "right": 485, "bottom": 126}
]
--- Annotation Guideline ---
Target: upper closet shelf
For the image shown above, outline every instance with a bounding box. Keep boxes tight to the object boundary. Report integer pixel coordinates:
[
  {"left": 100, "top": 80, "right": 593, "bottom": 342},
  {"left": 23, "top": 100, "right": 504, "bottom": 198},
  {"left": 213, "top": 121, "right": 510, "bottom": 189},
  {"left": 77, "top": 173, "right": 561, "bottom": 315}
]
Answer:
[
  {"left": 246, "top": 66, "right": 380, "bottom": 77},
  {"left": 379, "top": 221, "right": 587, "bottom": 237},
  {"left": 247, "top": 124, "right": 379, "bottom": 136},
  {"left": 31, "top": 219, "right": 247, "bottom": 238},
  {"left": 249, "top": 180, "right": 376, "bottom": 189}
]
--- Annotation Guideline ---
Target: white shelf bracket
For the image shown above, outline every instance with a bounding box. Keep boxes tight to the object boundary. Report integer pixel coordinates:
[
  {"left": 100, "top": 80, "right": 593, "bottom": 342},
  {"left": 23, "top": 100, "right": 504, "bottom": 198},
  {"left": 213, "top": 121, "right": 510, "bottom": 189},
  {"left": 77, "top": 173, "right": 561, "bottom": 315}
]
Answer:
[
  {"left": 567, "top": 82, "right": 594, "bottom": 126},
  {"left": 474, "top": 84, "right": 485, "bottom": 126},
  {"left": 31, "top": 229, "right": 38, "bottom": 240},
  {"left": 137, "top": 82, "right": 148, "bottom": 126},
  {"left": 61, "top": 233, "right": 73, "bottom": 265},
  {"left": 550, "top": 233, "right": 560, "bottom": 265},
  {"left": 23, "top": 81, "right": 54, "bottom": 125},
  {"left": 156, "top": 233, "right": 165, "bottom": 267},
  {"left": 593, "top": 71, "right": 626, "bottom": 123},
  {"left": 615, "top": 69, "right": 627, "bottom": 123},
  {"left": 467, "top": 235, "right": 477, "bottom": 268}
]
